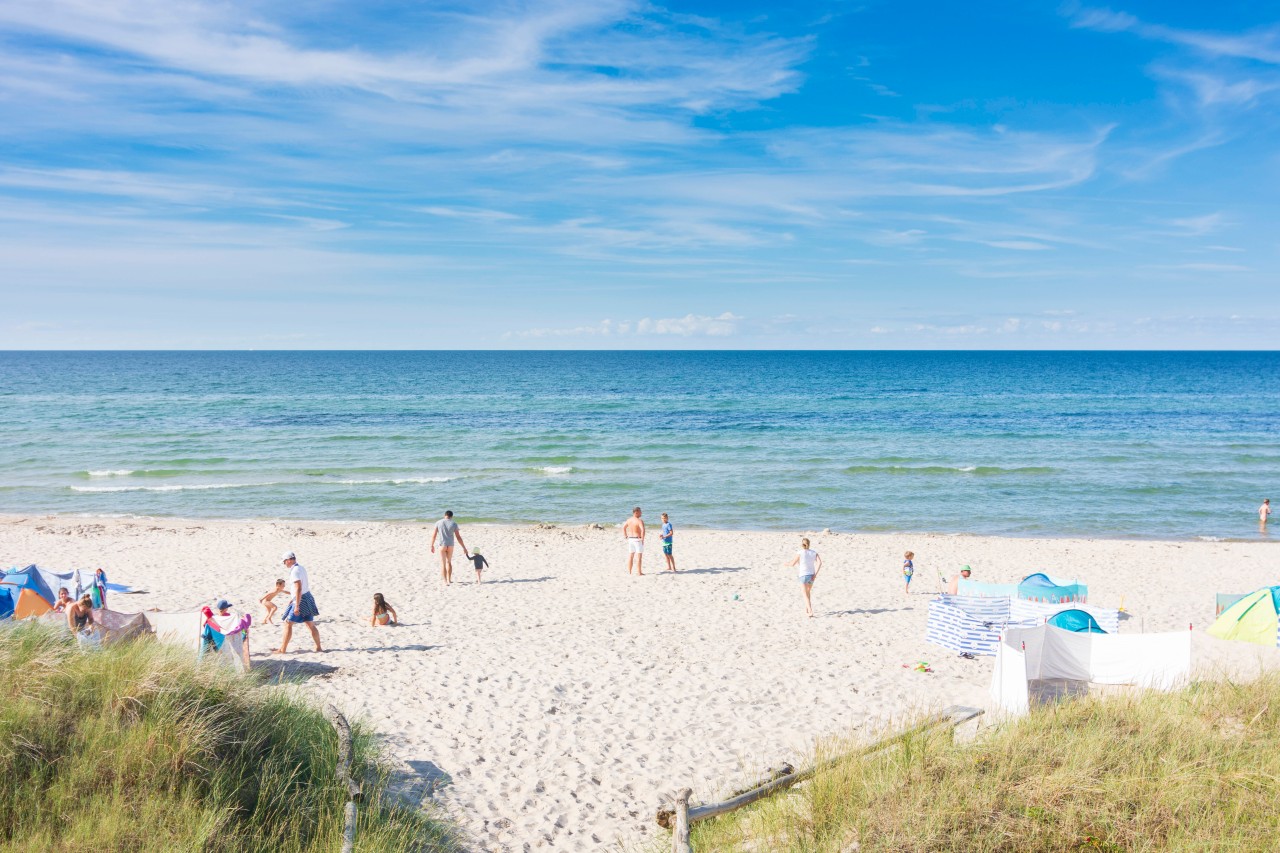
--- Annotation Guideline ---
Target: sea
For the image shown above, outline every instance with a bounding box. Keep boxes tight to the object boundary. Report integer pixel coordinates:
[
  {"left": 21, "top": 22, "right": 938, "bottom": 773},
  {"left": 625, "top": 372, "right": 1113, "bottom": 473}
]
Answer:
[{"left": 0, "top": 351, "right": 1277, "bottom": 540}]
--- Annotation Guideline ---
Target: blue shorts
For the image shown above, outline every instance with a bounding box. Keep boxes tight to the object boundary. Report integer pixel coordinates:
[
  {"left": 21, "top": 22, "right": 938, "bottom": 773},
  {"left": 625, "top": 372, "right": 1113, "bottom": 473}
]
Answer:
[
  {"left": 283, "top": 592, "right": 319, "bottom": 623},
  {"left": 800, "top": 574, "right": 815, "bottom": 585},
  {"left": 662, "top": 540, "right": 673, "bottom": 555}
]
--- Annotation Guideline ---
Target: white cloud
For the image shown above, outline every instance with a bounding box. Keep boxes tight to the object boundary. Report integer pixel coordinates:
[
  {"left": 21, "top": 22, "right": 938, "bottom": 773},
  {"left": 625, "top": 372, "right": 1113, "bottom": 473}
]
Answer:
[{"left": 511, "top": 311, "right": 743, "bottom": 339}]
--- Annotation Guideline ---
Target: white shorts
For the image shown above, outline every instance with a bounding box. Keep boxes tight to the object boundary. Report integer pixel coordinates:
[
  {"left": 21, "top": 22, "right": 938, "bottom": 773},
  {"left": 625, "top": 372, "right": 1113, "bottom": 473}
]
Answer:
[{"left": 627, "top": 538, "right": 644, "bottom": 554}]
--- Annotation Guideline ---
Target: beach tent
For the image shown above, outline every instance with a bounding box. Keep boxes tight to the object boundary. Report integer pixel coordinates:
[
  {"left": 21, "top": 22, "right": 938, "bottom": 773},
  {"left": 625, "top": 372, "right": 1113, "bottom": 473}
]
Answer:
[
  {"left": 1017, "top": 573, "right": 1088, "bottom": 604},
  {"left": 1047, "top": 609, "right": 1106, "bottom": 633},
  {"left": 0, "top": 567, "right": 57, "bottom": 618},
  {"left": 926, "top": 595, "right": 1119, "bottom": 656},
  {"left": 1208, "top": 587, "right": 1280, "bottom": 648},
  {"left": 1216, "top": 593, "right": 1248, "bottom": 616},
  {"left": 957, "top": 572, "right": 1088, "bottom": 604},
  {"left": 991, "top": 624, "right": 1191, "bottom": 716}
]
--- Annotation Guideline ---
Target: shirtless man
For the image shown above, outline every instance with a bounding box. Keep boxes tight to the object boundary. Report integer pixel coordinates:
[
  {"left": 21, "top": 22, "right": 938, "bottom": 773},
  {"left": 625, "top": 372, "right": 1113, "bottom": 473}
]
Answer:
[
  {"left": 431, "top": 510, "right": 469, "bottom": 585},
  {"left": 623, "top": 506, "right": 645, "bottom": 576}
]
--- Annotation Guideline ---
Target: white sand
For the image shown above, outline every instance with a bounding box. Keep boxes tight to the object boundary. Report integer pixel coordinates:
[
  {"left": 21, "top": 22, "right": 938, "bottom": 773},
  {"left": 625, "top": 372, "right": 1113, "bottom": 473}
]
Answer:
[{"left": 3, "top": 515, "right": 1277, "bottom": 851}]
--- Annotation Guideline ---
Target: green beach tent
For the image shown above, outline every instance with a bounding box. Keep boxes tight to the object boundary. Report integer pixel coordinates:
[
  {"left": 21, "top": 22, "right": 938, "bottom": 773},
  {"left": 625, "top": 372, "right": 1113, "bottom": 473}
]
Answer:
[{"left": 1208, "top": 586, "right": 1280, "bottom": 648}]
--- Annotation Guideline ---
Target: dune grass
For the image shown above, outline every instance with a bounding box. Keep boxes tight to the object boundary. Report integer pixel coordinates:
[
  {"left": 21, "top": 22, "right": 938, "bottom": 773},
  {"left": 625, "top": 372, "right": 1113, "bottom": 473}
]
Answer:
[
  {"left": 689, "top": 676, "right": 1280, "bottom": 852},
  {"left": 0, "top": 622, "right": 454, "bottom": 852}
]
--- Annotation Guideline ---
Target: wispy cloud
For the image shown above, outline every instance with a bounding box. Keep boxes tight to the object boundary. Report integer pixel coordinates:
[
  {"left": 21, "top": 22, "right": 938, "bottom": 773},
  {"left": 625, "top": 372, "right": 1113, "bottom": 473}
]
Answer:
[{"left": 509, "top": 312, "right": 743, "bottom": 339}]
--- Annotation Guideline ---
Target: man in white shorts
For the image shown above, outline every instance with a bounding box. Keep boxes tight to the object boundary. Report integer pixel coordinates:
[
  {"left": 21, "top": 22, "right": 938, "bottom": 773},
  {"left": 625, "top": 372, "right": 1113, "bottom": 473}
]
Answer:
[{"left": 623, "top": 506, "right": 645, "bottom": 576}]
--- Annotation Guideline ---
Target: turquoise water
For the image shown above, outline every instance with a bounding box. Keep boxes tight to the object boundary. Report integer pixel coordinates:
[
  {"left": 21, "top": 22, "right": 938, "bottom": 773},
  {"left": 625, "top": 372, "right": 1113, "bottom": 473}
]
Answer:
[{"left": 0, "top": 351, "right": 1277, "bottom": 540}]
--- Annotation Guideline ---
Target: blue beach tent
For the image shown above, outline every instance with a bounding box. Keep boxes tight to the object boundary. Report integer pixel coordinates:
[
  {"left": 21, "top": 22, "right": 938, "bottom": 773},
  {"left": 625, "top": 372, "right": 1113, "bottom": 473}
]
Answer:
[{"left": 1047, "top": 609, "right": 1107, "bottom": 633}]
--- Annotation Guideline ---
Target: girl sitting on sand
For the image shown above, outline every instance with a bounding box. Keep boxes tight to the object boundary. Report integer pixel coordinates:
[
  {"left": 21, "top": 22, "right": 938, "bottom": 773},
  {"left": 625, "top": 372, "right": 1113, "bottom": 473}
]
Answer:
[
  {"left": 259, "top": 579, "right": 289, "bottom": 624},
  {"left": 52, "top": 587, "right": 74, "bottom": 613},
  {"left": 370, "top": 593, "right": 398, "bottom": 627}
]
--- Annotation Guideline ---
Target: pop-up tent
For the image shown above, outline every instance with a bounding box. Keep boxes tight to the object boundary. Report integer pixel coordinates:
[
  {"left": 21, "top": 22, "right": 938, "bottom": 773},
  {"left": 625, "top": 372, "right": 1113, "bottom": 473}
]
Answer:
[
  {"left": 1047, "top": 609, "right": 1106, "bottom": 633},
  {"left": 1208, "top": 587, "right": 1280, "bottom": 648},
  {"left": 0, "top": 568, "right": 57, "bottom": 618},
  {"left": 958, "top": 572, "right": 1088, "bottom": 604},
  {"left": 992, "top": 624, "right": 1191, "bottom": 716}
]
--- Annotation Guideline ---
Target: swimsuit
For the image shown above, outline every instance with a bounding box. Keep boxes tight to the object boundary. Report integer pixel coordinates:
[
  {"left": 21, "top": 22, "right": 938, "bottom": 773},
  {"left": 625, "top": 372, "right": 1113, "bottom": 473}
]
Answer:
[{"left": 374, "top": 610, "right": 390, "bottom": 625}]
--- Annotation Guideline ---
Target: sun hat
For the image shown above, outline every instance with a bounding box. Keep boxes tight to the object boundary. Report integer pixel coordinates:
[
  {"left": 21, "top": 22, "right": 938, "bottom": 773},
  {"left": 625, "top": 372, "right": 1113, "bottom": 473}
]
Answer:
[
  {"left": 960, "top": 564, "right": 972, "bottom": 573},
  {"left": 281, "top": 551, "right": 296, "bottom": 561}
]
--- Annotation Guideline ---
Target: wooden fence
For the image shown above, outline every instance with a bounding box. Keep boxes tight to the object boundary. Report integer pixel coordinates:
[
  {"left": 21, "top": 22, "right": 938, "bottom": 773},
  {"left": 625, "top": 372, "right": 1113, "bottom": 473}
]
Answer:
[{"left": 656, "top": 705, "right": 984, "bottom": 853}]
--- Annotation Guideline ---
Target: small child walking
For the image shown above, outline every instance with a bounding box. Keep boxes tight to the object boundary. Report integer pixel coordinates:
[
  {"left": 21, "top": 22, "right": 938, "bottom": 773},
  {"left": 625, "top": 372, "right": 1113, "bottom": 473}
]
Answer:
[
  {"left": 370, "top": 593, "right": 398, "bottom": 627},
  {"left": 903, "top": 551, "right": 914, "bottom": 596},
  {"left": 259, "top": 578, "right": 289, "bottom": 624},
  {"left": 469, "top": 549, "right": 490, "bottom": 583}
]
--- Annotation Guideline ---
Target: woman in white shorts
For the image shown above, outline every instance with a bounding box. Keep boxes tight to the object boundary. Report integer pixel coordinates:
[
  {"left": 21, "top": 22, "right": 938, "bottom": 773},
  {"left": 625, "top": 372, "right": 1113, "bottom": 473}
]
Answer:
[{"left": 785, "top": 537, "right": 822, "bottom": 617}]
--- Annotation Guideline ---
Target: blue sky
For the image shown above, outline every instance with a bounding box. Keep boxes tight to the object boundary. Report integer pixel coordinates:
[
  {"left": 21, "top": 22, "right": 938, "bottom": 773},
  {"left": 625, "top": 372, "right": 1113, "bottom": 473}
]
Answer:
[{"left": 1, "top": 0, "right": 1277, "bottom": 349}]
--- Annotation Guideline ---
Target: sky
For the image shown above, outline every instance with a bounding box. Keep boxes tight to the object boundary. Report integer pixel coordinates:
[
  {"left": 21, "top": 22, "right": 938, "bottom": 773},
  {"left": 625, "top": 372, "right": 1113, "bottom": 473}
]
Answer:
[{"left": 1, "top": 0, "right": 1277, "bottom": 349}]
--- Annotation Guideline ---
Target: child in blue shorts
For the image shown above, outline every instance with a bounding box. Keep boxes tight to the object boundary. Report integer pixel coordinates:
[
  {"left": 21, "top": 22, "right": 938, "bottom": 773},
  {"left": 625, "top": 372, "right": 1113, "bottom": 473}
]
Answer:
[{"left": 903, "top": 550, "right": 914, "bottom": 596}]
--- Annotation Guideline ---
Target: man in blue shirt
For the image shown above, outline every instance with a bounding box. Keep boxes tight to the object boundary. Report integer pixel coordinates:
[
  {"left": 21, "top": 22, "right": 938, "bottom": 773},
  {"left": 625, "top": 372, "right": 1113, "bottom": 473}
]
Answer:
[{"left": 660, "top": 512, "right": 677, "bottom": 572}]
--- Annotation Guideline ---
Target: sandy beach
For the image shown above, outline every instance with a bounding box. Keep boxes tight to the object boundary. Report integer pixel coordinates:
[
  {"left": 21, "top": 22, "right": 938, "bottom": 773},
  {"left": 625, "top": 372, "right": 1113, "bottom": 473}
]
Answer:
[{"left": 3, "top": 515, "right": 1278, "bottom": 851}]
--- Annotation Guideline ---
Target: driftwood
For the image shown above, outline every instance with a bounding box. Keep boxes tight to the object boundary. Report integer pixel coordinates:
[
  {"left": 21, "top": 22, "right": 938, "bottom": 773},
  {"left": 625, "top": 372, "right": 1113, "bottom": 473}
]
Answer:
[
  {"left": 656, "top": 705, "right": 983, "bottom": 832},
  {"left": 671, "top": 787, "right": 693, "bottom": 853},
  {"left": 326, "top": 705, "right": 363, "bottom": 853}
]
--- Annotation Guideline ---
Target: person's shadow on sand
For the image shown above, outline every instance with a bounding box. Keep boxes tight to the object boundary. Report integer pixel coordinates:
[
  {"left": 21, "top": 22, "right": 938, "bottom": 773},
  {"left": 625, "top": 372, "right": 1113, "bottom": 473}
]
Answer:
[
  {"left": 826, "top": 607, "right": 907, "bottom": 617},
  {"left": 672, "top": 566, "right": 748, "bottom": 575},
  {"left": 319, "top": 644, "right": 442, "bottom": 653},
  {"left": 479, "top": 576, "right": 554, "bottom": 584},
  {"left": 252, "top": 659, "right": 339, "bottom": 682}
]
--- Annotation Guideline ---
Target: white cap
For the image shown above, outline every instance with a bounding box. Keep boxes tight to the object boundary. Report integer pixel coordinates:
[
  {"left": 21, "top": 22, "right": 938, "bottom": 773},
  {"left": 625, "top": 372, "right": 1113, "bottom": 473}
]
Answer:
[{"left": 281, "top": 551, "right": 296, "bottom": 561}]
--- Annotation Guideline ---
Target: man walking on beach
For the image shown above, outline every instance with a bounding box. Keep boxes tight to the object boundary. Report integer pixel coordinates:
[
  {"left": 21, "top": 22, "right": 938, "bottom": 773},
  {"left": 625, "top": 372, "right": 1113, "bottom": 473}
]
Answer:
[
  {"left": 276, "top": 551, "right": 322, "bottom": 653},
  {"left": 660, "top": 512, "right": 676, "bottom": 572},
  {"left": 431, "top": 510, "right": 469, "bottom": 585},
  {"left": 623, "top": 506, "right": 645, "bottom": 576}
]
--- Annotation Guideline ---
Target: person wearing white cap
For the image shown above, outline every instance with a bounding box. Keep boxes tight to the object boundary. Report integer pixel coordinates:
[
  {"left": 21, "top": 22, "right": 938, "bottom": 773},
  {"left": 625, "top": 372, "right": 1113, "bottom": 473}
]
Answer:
[{"left": 275, "top": 551, "right": 322, "bottom": 653}]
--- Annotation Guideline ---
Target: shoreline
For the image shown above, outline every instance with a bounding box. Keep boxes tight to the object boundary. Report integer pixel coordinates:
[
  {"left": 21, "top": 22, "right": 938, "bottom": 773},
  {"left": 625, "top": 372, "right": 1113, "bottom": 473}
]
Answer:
[
  {"left": 4, "top": 513, "right": 1280, "bottom": 851},
  {"left": 2, "top": 512, "right": 1273, "bottom": 546}
]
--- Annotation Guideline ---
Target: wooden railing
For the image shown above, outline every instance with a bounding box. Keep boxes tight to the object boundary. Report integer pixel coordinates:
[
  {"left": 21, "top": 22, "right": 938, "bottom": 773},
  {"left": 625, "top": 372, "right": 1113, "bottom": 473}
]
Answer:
[{"left": 656, "top": 705, "right": 984, "bottom": 852}]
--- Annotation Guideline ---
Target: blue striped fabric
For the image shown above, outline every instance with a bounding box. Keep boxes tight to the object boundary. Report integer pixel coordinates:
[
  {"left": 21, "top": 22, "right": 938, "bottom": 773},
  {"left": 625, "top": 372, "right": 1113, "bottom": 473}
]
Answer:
[{"left": 925, "top": 595, "right": 1120, "bottom": 655}]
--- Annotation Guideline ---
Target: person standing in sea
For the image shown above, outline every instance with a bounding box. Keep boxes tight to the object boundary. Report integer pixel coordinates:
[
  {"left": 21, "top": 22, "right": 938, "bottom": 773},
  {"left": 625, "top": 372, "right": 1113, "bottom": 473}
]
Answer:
[
  {"left": 623, "top": 506, "right": 645, "bottom": 575},
  {"left": 276, "top": 551, "right": 322, "bottom": 653},
  {"left": 431, "top": 510, "right": 469, "bottom": 585}
]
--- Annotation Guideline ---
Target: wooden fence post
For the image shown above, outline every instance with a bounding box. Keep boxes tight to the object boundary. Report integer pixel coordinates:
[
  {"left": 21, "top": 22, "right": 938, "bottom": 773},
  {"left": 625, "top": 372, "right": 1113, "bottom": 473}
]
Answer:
[
  {"left": 672, "top": 787, "right": 693, "bottom": 853},
  {"left": 326, "top": 705, "right": 362, "bottom": 853}
]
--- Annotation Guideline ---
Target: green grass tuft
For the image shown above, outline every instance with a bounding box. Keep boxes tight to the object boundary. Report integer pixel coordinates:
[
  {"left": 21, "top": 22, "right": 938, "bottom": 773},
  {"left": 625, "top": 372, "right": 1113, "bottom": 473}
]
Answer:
[
  {"left": 0, "top": 623, "right": 455, "bottom": 852},
  {"left": 690, "top": 676, "right": 1280, "bottom": 852}
]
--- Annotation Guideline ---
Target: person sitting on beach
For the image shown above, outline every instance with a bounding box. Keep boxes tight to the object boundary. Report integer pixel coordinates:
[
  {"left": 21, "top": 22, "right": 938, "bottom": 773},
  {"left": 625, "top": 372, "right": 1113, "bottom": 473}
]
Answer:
[
  {"left": 948, "top": 565, "right": 972, "bottom": 595},
  {"left": 785, "top": 538, "right": 822, "bottom": 618},
  {"left": 259, "top": 578, "right": 289, "bottom": 624},
  {"left": 370, "top": 593, "right": 398, "bottom": 627},
  {"left": 52, "top": 587, "right": 74, "bottom": 613},
  {"left": 903, "top": 551, "right": 914, "bottom": 596},
  {"left": 66, "top": 594, "right": 94, "bottom": 634},
  {"left": 468, "top": 549, "right": 489, "bottom": 583}
]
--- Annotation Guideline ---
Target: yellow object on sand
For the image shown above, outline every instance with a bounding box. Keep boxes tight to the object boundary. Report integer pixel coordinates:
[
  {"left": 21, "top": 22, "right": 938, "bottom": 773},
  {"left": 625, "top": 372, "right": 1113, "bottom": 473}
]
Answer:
[{"left": 1208, "top": 587, "right": 1280, "bottom": 647}]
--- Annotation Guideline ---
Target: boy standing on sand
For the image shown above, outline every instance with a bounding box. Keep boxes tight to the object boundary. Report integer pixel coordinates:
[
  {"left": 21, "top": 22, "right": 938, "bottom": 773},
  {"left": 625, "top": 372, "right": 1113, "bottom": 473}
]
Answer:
[
  {"left": 661, "top": 513, "right": 676, "bottom": 572},
  {"left": 902, "top": 551, "right": 914, "bottom": 595},
  {"left": 431, "top": 510, "right": 469, "bottom": 586},
  {"left": 623, "top": 507, "right": 645, "bottom": 575}
]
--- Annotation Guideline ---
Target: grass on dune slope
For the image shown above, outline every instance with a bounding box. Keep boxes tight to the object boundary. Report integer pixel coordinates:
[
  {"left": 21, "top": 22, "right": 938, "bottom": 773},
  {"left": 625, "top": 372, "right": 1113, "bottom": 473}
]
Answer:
[
  {"left": 690, "top": 675, "right": 1280, "bottom": 852},
  {"left": 0, "top": 623, "right": 454, "bottom": 853}
]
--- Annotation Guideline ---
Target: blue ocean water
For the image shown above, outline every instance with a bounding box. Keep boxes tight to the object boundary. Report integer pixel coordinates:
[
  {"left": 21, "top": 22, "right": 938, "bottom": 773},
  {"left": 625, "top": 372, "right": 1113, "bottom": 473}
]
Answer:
[{"left": 0, "top": 351, "right": 1277, "bottom": 540}]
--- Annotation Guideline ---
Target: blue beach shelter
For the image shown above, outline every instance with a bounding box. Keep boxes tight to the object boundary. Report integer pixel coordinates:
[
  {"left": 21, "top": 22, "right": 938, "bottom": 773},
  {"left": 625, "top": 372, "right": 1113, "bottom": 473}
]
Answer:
[{"left": 1047, "top": 609, "right": 1106, "bottom": 633}]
